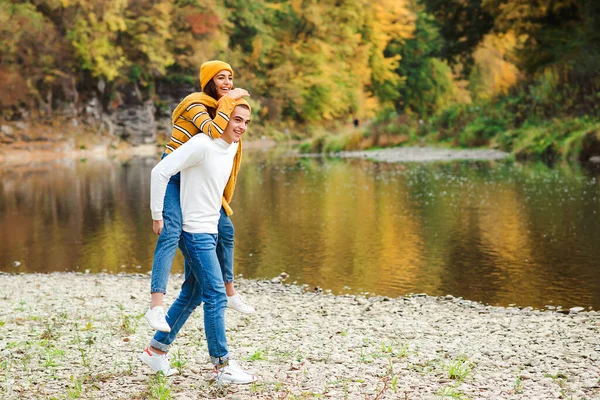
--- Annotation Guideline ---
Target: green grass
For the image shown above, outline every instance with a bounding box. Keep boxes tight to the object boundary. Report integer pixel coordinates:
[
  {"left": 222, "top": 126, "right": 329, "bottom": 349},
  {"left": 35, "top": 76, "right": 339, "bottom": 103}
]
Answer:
[
  {"left": 245, "top": 349, "right": 268, "bottom": 362},
  {"left": 148, "top": 372, "right": 172, "bottom": 400},
  {"left": 436, "top": 385, "right": 470, "bottom": 399},
  {"left": 445, "top": 356, "right": 474, "bottom": 381}
]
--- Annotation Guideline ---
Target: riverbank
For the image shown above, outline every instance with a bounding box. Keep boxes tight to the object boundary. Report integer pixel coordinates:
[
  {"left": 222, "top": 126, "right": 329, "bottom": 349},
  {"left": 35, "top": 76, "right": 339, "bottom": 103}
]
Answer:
[
  {"left": 0, "top": 133, "right": 276, "bottom": 166},
  {"left": 1, "top": 273, "right": 598, "bottom": 399},
  {"left": 336, "top": 146, "right": 510, "bottom": 163},
  {"left": 300, "top": 113, "right": 600, "bottom": 164}
]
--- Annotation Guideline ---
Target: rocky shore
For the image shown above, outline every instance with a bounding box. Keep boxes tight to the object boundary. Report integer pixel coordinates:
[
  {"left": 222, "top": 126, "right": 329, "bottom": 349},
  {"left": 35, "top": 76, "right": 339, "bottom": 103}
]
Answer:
[{"left": 1, "top": 272, "right": 599, "bottom": 399}]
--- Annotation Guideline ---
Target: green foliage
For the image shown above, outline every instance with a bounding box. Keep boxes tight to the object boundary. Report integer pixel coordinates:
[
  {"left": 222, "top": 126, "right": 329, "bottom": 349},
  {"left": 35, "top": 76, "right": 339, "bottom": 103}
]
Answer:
[
  {"left": 487, "top": 0, "right": 600, "bottom": 76},
  {"left": 422, "top": 0, "right": 494, "bottom": 73}
]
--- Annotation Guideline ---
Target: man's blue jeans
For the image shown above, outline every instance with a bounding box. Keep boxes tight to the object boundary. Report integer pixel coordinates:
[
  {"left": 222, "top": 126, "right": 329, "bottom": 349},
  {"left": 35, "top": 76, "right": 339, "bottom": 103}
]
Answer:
[
  {"left": 150, "top": 232, "right": 229, "bottom": 365},
  {"left": 150, "top": 154, "right": 235, "bottom": 294}
]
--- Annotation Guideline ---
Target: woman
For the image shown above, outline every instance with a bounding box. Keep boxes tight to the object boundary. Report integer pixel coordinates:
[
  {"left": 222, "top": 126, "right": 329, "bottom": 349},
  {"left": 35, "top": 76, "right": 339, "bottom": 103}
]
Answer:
[{"left": 145, "top": 60, "right": 255, "bottom": 334}]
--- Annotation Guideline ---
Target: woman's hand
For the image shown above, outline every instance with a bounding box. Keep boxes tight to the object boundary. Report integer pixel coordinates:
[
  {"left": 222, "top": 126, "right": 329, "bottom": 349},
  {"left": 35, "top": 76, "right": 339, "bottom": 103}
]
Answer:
[
  {"left": 153, "top": 219, "right": 164, "bottom": 235},
  {"left": 226, "top": 88, "right": 250, "bottom": 100}
]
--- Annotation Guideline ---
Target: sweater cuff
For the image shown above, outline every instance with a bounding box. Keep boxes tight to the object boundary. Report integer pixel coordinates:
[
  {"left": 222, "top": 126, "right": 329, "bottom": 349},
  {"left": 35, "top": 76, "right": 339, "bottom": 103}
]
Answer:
[
  {"left": 151, "top": 211, "right": 163, "bottom": 221},
  {"left": 216, "top": 96, "right": 236, "bottom": 113}
]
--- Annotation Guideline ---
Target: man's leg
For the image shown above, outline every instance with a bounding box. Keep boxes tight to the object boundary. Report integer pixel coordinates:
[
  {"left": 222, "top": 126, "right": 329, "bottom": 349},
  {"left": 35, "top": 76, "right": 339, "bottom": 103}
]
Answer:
[
  {"left": 217, "top": 208, "right": 255, "bottom": 314},
  {"left": 181, "top": 231, "right": 256, "bottom": 384},
  {"left": 181, "top": 232, "right": 229, "bottom": 363}
]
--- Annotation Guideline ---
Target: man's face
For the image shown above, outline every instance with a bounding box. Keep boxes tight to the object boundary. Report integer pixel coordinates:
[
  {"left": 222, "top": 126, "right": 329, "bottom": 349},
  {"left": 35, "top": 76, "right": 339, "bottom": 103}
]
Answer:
[{"left": 221, "top": 106, "right": 250, "bottom": 144}]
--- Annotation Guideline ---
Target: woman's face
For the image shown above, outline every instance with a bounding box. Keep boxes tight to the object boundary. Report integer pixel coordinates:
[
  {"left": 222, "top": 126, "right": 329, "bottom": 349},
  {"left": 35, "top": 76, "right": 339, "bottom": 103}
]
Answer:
[{"left": 212, "top": 69, "right": 234, "bottom": 98}]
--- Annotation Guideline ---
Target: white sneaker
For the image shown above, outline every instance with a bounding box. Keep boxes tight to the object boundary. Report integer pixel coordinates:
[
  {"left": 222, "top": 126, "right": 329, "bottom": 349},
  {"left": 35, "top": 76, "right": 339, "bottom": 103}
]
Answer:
[
  {"left": 213, "top": 360, "right": 257, "bottom": 384},
  {"left": 227, "top": 293, "right": 256, "bottom": 314},
  {"left": 145, "top": 306, "right": 171, "bottom": 332},
  {"left": 138, "top": 347, "right": 178, "bottom": 376}
]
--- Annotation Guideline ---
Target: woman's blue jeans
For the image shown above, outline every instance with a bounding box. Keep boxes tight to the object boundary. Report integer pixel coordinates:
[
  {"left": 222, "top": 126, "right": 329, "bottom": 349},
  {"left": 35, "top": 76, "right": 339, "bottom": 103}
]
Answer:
[
  {"left": 150, "top": 155, "right": 235, "bottom": 294},
  {"left": 150, "top": 232, "right": 229, "bottom": 365}
]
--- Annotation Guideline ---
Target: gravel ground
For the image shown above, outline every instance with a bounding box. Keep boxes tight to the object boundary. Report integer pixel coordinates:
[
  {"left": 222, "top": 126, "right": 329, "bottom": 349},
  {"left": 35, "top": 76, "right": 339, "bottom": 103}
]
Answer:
[
  {"left": 0, "top": 272, "right": 599, "bottom": 400},
  {"left": 337, "top": 147, "right": 510, "bottom": 163}
]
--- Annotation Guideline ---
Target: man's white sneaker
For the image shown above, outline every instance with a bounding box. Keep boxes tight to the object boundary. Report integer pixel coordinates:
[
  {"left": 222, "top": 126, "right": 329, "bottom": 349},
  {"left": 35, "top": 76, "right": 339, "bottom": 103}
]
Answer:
[
  {"left": 138, "top": 347, "right": 179, "bottom": 376},
  {"left": 227, "top": 293, "right": 255, "bottom": 314},
  {"left": 213, "top": 360, "right": 257, "bottom": 384},
  {"left": 145, "top": 306, "right": 171, "bottom": 332}
]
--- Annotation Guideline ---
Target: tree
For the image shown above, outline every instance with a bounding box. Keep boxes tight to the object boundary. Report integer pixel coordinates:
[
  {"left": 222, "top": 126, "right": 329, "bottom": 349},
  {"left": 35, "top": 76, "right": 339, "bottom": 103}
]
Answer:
[{"left": 422, "top": 0, "right": 495, "bottom": 74}]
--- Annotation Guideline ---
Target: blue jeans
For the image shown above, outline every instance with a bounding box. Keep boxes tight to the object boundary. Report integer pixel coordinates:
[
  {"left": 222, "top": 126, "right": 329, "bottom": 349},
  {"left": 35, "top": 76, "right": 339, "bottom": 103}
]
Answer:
[
  {"left": 150, "top": 154, "right": 235, "bottom": 294},
  {"left": 151, "top": 232, "right": 229, "bottom": 365}
]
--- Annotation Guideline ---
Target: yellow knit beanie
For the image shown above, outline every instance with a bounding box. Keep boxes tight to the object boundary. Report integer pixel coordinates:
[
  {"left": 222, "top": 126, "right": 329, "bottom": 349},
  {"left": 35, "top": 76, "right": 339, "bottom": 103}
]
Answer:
[
  {"left": 199, "top": 60, "right": 234, "bottom": 91},
  {"left": 234, "top": 98, "right": 252, "bottom": 114}
]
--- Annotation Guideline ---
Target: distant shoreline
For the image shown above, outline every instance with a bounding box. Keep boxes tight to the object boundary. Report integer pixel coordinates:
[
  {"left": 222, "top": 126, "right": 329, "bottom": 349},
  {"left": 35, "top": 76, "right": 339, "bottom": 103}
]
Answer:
[
  {"left": 336, "top": 146, "right": 511, "bottom": 163},
  {"left": 1, "top": 272, "right": 598, "bottom": 399},
  {"left": 0, "top": 138, "right": 277, "bottom": 167}
]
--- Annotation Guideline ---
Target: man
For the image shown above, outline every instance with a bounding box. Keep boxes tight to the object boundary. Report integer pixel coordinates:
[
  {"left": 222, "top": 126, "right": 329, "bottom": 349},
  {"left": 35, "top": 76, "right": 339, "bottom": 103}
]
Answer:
[{"left": 139, "top": 100, "right": 256, "bottom": 384}]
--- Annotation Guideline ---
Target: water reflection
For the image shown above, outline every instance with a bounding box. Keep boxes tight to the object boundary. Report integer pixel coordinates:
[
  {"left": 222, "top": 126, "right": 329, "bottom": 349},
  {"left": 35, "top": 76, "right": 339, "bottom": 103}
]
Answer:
[{"left": 1, "top": 151, "right": 599, "bottom": 309}]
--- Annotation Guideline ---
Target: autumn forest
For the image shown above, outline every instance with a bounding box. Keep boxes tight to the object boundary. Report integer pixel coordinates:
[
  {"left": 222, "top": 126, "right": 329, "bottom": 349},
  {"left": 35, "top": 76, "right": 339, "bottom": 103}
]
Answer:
[{"left": 1, "top": 0, "right": 599, "bottom": 159}]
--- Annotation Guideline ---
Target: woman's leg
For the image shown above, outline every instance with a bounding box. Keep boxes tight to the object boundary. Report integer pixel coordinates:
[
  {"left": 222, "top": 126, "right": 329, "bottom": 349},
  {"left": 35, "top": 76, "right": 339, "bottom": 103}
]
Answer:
[
  {"left": 146, "top": 169, "right": 182, "bottom": 331},
  {"left": 150, "top": 172, "right": 182, "bottom": 301},
  {"left": 216, "top": 208, "right": 235, "bottom": 295},
  {"left": 150, "top": 262, "right": 202, "bottom": 351},
  {"left": 217, "top": 208, "right": 255, "bottom": 314}
]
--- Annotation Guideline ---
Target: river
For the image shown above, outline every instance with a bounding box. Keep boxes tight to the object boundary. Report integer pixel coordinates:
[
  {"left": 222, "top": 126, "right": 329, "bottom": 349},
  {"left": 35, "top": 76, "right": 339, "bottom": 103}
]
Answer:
[{"left": 1, "top": 149, "right": 599, "bottom": 309}]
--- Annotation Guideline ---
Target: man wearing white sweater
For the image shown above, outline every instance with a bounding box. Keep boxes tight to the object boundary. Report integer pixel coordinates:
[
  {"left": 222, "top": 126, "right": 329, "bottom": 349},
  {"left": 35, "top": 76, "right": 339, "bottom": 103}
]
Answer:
[{"left": 139, "top": 100, "right": 256, "bottom": 384}]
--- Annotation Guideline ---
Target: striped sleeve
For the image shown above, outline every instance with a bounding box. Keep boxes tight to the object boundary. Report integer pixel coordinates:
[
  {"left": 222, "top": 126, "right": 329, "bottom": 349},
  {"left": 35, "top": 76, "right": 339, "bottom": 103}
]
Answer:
[
  {"left": 165, "top": 98, "right": 238, "bottom": 153},
  {"left": 182, "top": 97, "right": 235, "bottom": 139},
  {"left": 165, "top": 117, "right": 199, "bottom": 153}
]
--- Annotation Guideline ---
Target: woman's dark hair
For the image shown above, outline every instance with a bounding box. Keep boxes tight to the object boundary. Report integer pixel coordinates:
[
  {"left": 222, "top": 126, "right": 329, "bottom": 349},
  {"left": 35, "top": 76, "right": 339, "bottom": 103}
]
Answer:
[{"left": 203, "top": 80, "right": 219, "bottom": 118}]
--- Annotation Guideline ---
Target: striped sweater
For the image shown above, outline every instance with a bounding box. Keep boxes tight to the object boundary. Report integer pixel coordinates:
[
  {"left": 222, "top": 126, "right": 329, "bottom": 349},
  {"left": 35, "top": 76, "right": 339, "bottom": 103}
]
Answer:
[{"left": 165, "top": 93, "right": 242, "bottom": 216}]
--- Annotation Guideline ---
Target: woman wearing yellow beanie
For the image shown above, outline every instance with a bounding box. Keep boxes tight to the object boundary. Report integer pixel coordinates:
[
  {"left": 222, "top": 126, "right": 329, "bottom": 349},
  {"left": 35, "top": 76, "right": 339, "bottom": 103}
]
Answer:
[{"left": 145, "top": 60, "right": 255, "bottom": 335}]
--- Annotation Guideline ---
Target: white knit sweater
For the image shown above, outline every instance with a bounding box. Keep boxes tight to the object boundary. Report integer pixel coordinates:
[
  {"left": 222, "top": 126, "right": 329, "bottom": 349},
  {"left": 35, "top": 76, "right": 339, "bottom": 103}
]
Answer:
[{"left": 150, "top": 134, "right": 238, "bottom": 233}]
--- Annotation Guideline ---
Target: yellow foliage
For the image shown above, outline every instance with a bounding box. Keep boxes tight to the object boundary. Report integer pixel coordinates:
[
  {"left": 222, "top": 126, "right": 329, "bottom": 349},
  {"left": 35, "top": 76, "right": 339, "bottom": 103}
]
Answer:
[
  {"left": 367, "top": 0, "right": 416, "bottom": 106},
  {"left": 291, "top": 0, "right": 303, "bottom": 16},
  {"left": 471, "top": 32, "right": 520, "bottom": 99}
]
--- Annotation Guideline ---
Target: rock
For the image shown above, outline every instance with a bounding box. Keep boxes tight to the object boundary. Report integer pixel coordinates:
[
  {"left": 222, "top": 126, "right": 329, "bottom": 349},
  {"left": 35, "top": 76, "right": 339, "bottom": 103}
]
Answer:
[
  {"left": 1, "top": 125, "right": 14, "bottom": 136},
  {"left": 589, "top": 156, "right": 600, "bottom": 163},
  {"left": 15, "top": 121, "right": 29, "bottom": 131},
  {"left": 12, "top": 261, "right": 21, "bottom": 267},
  {"left": 569, "top": 307, "right": 585, "bottom": 314},
  {"left": 113, "top": 101, "right": 157, "bottom": 145}
]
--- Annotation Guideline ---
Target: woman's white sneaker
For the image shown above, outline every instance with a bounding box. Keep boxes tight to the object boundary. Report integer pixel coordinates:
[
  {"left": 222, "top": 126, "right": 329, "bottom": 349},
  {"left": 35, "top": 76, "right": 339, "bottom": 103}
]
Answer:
[
  {"left": 227, "top": 293, "right": 256, "bottom": 314},
  {"left": 213, "top": 360, "right": 257, "bottom": 384},
  {"left": 138, "top": 347, "right": 178, "bottom": 376},
  {"left": 145, "top": 306, "right": 171, "bottom": 332}
]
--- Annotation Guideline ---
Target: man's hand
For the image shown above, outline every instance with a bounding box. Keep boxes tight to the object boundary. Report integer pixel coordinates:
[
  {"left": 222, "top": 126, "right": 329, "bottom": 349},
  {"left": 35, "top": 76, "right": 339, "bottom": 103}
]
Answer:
[
  {"left": 226, "top": 88, "right": 250, "bottom": 100},
  {"left": 153, "top": 219, "right": 164, "bottom": 235}
]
